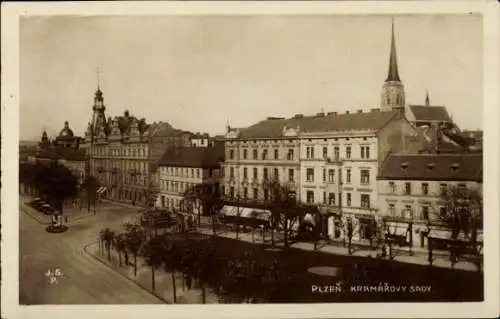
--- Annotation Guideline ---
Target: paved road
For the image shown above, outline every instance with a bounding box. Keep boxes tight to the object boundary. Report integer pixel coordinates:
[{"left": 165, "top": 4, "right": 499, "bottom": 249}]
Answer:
[{"left": 19, "top": 198, "right": 164, "bottom": 304}]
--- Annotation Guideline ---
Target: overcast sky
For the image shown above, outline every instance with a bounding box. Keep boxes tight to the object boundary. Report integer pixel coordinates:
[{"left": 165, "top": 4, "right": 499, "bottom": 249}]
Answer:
[{"left": 20, "top": 14, "right": 482, "bottom": 141}]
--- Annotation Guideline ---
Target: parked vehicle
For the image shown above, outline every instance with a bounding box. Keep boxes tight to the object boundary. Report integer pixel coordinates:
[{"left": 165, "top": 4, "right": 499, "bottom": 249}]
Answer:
[{"left": 40, "top": 204, "right": 55, "bottom": 215}]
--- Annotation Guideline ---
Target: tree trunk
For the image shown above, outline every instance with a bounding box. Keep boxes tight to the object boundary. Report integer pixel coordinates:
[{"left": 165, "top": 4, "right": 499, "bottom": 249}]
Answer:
[
  {"left": 125, "top": 251, "right": 129, "bottom": 265},
  {"left": 201, "top": 282, "right": 207, "bottom": 304},
  {"left": 271, "top": 227, "right": 275, "bottom": 246},
  {"left": 284, "top": 220, "right": 289, "bottom": 247},
  {"left": 348, "top": 236, "right": 352, "bottom": 255},
  {"left": 212, "top": 215, "right": 217, "bottom": 236},
  {"left": 252, "top": 228, "right": 255, "bottom": 242},
  {"left": 134, "top": 254, "right": 137, "bottom": 277},
  {"left": 172, "top": 271, "right": 177, "bottom": 303},
  {"left": 118, "top": 250, "right": 122, "bottom": 266},
  {"left": 198, "top": 209, "right": 201, "bottom": 227},
  {"left": 151, "top": 266, "right": 156, "bottom": 293},
  {"left": 107, "top": 244, "right": 111, "bottom": 262}
]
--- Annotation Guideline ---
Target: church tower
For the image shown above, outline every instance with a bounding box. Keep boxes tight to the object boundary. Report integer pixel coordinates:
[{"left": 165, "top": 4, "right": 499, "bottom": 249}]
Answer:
[{"left": 381, "top": 18, "right": 405, "bottom": 111}]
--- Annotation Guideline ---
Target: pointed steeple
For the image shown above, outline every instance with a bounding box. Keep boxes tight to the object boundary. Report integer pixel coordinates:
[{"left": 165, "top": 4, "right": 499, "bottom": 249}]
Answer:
[
  {"left": 425, "top": 91, "right": 430, "bottom": 106},
  {"left": 386, "top": 18, "right": 401, "bottom": 82}
]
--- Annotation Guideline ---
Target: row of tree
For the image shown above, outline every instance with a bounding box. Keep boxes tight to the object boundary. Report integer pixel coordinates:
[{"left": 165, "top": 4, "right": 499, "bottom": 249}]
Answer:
[
  {"left": 180, "top": 178, "right": 483, "bottom": 267},
  {"left": 98, "top": 222, "right": 293, "bottom": 303}
]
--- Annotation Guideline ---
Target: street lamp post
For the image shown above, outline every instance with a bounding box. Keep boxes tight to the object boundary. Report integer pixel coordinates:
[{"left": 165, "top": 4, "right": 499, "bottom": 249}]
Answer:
[{"left": 407, "top": 208, "right": 414, "bottom": 256}]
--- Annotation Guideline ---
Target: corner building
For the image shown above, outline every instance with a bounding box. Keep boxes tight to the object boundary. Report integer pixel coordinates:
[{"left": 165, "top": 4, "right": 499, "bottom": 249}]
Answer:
[{"left": 84, "top": 86, "right": 191, "bottom": 206}]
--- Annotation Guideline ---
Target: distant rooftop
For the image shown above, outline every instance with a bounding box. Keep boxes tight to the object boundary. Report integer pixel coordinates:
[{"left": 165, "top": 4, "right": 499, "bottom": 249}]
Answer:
[{"left": 378, "top": 153, "right": 482, "bottom": 182}]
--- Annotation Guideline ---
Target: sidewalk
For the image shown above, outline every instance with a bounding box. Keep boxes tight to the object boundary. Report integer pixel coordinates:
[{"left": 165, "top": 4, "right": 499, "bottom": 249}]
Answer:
[
  {"left": 83, "top": 242, "right": 221, "bottom": 304},
  {"left": 195, "top": 225, "right": 480, "bottom": 272}
]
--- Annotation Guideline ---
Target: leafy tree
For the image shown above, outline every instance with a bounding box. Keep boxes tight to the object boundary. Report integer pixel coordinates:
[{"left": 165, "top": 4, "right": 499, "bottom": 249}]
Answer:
[
  {"left": 140, "top": 235, "right": 166, "bottom": 294},
  {"left": 162, "top": 241, "right": 181, "bottom": 303},
  {"left": 19, "top": 163, "right": 37, "bottom": 195},
  {"left": 267, "top": 180, "right": 305, "bottom": 247},
  {"left": 143, "top": 180, "right": 160, "bottom": 209},
  {"left": 439, "top": 184, "right": 483, "bottom": 266},
  {"left": 191, "top": 245, "right": 218, "bottom": 303},
  {"left": 81, "top": 175, "right": 99, "bottom": 214},
  {"left": 33, "top": 162, "right": 79, "bottom": 218},
  {"left": 99, "top": 228, "right": 115, "bottom": 262},
  {"left": 123, "top": 222, "right": 144, "bottom": 277},
  {"left": 183, "top": 184, "right": 205, "bottom": 227},
  {"left": 113, "top": 233, "right": 126, "bottom": 267}
]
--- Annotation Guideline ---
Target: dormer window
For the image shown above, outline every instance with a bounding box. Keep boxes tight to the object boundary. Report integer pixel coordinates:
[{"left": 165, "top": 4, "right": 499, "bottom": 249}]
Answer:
[
  {"left": 401, "top": 162, "right": 409, "bottom": 170},
  {"left": 427, "top": 163, "right": 435, "bottom": 170},
  {"left": 451, "top": 163, "right": 460, "bottom": 171}
]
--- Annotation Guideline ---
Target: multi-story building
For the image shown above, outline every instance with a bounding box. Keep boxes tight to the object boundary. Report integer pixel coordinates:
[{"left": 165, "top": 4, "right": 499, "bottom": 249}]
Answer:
[
  {"left": 220, "top": 20, "right": 433, "bottom": 241},
  {"left": 84, "top": 86, "right": 191, "bottom": 206},
  {"left": 377, "top": 153, "right": 483, "bottom": 249},
  {"left": 222, "top": 108, "right": 426, "bottom": 241},
  {"left": 33, "top": 122, "right": 87, "bottom": 185},
  {"left": 156, "top": 146, "right": 224, "bottom": 214}
]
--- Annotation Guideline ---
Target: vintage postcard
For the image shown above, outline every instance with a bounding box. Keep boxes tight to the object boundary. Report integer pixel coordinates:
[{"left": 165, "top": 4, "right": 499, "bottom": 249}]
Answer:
[{"left": 2, "top": 1, "right": 499, "bottom": 319}]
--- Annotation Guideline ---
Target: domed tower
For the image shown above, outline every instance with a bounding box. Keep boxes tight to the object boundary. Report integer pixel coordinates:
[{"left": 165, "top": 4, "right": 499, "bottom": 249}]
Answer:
[{"left": 381, "top": 18, "right": 405, "bottom": 111}]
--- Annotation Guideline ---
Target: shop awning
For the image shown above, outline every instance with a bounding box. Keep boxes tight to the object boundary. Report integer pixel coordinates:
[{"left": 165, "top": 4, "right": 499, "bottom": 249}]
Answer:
[{"left": 97, "top": 187, "right": 107, "bottom": 194}]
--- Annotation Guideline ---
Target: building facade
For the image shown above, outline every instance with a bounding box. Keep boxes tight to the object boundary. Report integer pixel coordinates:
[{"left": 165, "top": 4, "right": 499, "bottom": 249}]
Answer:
[
  {"left": 222, "top": 109, "right": 426, "bottom": 241},
  {"left": 84, "top": 86, "right": 192, "bottom": 206},
  {"left": 156, "top": 146, "right": 224, "bottom": 214},
  {"left": 377, "top": 153, "right": 483, "bottom": 249}
]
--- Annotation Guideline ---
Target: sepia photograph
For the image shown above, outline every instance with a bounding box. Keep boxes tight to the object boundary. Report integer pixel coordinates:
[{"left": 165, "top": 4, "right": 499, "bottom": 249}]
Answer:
[{"left": 2, "top": 2, "right": 499, "bottom": 319}]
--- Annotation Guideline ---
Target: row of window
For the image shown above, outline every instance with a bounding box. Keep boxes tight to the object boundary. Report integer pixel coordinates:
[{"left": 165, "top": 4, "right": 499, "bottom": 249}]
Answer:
[
  {"left": 306, "top": 168, "right": 370, "bottom": 185},
  {"left": 226, "top": 137, "right": 370, "bottom": 145},
  {"left": 228, "top": 145, "right": 372, "bottom": 161},
  {"left": 305, "top": 145, "right": 370, "bottom": 160},
  {"left": 228, "top": 166, "right": 295, "bottom": 182},
  {"left": 91, "top": 146, "right": 148, "bottom": 157},
  {"left": 91, "top": 160, "right": 147, "bottom": 172},
  {"left": 229, "top": 148, "right": 296, "bottom": 161},
  {"left": 226, "top": 186, "right": 271, "bottom": 201},
  {"left": 305, "top": 191, "right": 371, "bottom": 209},
  {"left": 162, "top": 166, "right": 202, "bottom": 179},
  {"left": 387, "top": 204, "right": 445, "bottom": 220},
  {"left": 388, "top": 182, "right": 466, "bottom": 196},
  {"left": 161, "top": 180, "right": 199, "bottom": 194}
]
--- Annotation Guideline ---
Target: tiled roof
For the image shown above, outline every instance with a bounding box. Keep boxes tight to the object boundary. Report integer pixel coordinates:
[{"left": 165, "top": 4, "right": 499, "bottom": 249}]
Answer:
[
  {"left": 378, "top": 153, "right": 482, "bottom": 182},
  {"left": 158, "top": 145, "right": 225, "bottom": 168},
  {"left": 238, "top": 109, "right": 401, "bottom": 139},
  {"left": 408, "top": 105, "right": 452, "bottom": 123}
]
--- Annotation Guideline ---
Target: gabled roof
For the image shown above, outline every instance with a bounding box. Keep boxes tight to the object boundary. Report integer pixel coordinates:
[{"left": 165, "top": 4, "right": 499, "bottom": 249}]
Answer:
[
  {"left": 238, "top": 109, "right": 401, "bottom": 139},
  {"left": 408, "top": 105, "right": 452, "bottom": 123},
  {"left": 158, "top": 145, "right": 225, "bottom": 168},
  {"left": 378, "top": 153, "right": 482, "bottom": 182}
]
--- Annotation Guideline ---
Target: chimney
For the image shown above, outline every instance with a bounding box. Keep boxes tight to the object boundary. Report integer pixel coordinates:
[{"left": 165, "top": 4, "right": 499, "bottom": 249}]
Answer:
[
  {"left": 294, "top": 114, "right": 304, "bottom": 119},
  {"left": 357, "top": 109, "right": 363, "bottom": 113},
  {"left": 345, "top": 111, "right": 350, "bottom": 114}
]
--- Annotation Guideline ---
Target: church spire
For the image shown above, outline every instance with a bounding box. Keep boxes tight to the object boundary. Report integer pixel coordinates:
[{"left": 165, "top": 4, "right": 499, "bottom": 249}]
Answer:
[
  {"left": 386, "top": 18, "right": 401, "bottom": 82},
  {"left": 380, "top": 17, "right": 405, "bottom": 111},
  {"left": 425, "top": 90, "right": 430, "bottom": 106}
]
